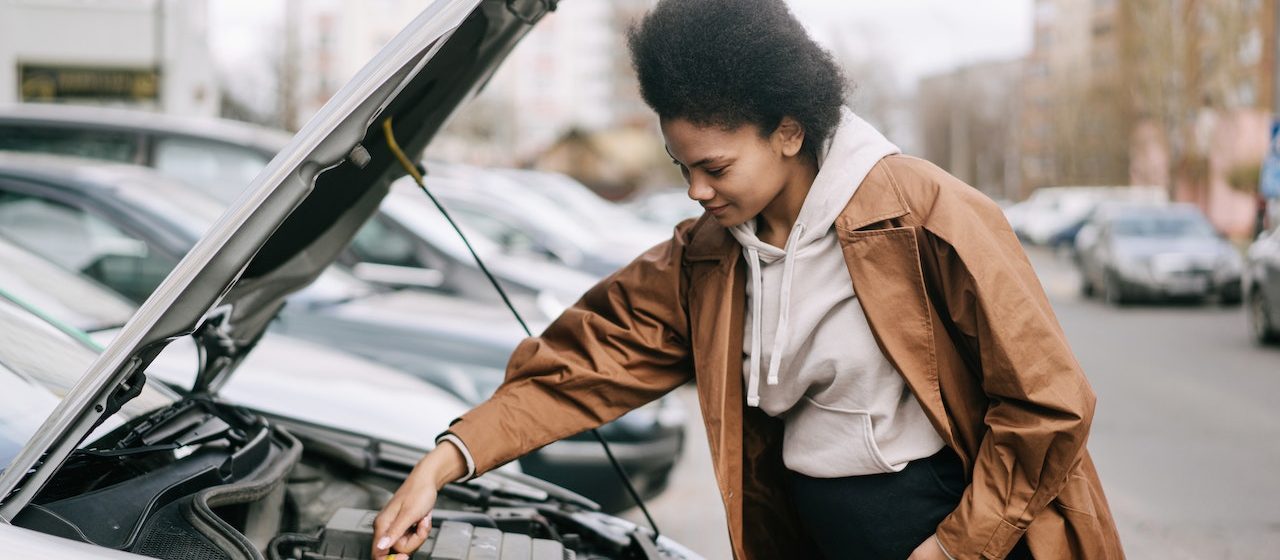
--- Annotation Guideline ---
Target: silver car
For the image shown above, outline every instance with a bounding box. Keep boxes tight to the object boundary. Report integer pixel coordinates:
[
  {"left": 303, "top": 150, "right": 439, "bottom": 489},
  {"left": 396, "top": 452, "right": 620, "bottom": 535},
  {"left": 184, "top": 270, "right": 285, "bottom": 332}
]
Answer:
[
  {"left": 0, "top": 234, "right": 473, "bottom": 450},
  {"left": 0, "top": 1, "right": 701, "bottom": 558},
  {"left": 1075, "top": 202, "right": 1244, "bottom": 305}
]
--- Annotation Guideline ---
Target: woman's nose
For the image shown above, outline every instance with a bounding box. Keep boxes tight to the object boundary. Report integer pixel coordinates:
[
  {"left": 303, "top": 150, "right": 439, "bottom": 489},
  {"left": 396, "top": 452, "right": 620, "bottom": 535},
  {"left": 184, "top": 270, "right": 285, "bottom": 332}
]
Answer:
[{"left": 687, "top": 177, "right": 715, "bottom": 202}]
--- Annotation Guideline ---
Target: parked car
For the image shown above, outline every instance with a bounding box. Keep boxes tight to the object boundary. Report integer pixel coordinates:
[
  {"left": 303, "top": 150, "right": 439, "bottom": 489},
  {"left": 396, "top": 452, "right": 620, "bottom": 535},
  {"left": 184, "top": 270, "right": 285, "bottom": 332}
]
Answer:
[
  {"left": 0, "top": 103, "right": 597, "bottom": 318},
  {"left": 0, "top": 1, "right": 701, "bottom": 558},
  {"left": 0, "top": 281, "right": 688, "bottom": 560},
  {"left": 0, "top": 234, "right": 482, "bottom": 452},
  {"left": 1010, "top": 185, "right": 1167, "bottom": 246},
  {"left": 487, "top": 167, "right": 669, "bottom": 273},
  {"left": 1245, "top": 224, "right": 1280, "bottom": 344},
  {"left": 344, "top": 172, "right": 599, "bottom": 308},
  {"left": 0, "top": 102, "right": 291, "bottom": 202},
  {"left": 364, "top": 172, "right": 620, "bottom": 279},
  {"left": 1075, "top": 202, "right": 1244, "bottom": 305},
  {"left": 0, "top": 152, "right": 684, "bottom": 512}
]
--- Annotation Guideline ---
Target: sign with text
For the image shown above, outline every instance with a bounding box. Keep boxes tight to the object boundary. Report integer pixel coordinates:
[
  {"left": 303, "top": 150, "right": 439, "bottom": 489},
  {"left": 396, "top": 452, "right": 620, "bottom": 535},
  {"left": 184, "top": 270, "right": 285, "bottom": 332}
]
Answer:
[{"left": 19, "top": 65, "right": 159, "bottom": 103}]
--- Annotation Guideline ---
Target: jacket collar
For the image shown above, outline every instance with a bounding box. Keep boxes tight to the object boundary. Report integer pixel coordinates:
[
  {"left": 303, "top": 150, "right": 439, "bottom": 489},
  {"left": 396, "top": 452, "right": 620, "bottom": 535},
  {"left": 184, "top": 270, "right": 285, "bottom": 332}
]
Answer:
[{"left": 684, "top": 156, "right": 912, "bottom": 263}]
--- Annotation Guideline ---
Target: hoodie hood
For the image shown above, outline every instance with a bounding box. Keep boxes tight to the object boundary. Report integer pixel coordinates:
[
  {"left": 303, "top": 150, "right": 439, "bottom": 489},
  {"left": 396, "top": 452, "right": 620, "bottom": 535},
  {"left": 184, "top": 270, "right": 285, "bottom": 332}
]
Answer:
[{"left": 728, "top": 107, "right": 900, "bottom": 407}]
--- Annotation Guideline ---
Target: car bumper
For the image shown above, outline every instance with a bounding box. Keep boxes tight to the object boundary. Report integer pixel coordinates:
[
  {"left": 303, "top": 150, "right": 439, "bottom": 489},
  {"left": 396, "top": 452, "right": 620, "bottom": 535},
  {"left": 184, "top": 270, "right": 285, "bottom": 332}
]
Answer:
[{"left": 1115, "top": 273, "right": 1241, "bottom": 300}]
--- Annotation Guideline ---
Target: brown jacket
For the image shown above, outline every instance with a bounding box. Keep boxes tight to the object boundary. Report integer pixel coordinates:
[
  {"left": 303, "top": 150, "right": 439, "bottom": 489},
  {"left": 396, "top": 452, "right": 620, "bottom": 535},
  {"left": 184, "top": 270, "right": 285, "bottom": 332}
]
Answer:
[{"left": 445, "top": 155, "right": 1125, "bottom": 559}]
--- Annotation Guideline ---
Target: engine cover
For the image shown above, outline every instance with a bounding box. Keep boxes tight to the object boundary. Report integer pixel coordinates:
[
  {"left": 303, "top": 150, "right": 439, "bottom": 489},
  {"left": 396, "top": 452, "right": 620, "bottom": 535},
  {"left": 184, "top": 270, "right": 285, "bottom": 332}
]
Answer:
[{"left": 302, "top": 507, "right": 571, "bottom": 560}]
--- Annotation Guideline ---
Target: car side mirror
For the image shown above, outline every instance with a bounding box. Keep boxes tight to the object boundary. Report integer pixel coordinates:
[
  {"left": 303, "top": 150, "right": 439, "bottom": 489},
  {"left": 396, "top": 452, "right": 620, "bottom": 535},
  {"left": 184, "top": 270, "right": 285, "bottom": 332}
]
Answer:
[{"left": 351, "top": 262, "right": 444, "bottom": 289}]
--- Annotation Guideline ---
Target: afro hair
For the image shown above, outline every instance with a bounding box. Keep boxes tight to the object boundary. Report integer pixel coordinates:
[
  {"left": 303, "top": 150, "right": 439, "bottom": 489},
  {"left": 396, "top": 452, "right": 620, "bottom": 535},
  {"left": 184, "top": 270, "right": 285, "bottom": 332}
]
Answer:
[{"left": 627, "top": 0, "right": 847, "bottom": 158}]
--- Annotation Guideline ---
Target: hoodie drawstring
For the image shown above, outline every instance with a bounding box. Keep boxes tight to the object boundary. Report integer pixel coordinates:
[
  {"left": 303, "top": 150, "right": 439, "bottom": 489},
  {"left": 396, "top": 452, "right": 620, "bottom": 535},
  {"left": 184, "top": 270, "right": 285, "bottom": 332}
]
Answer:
[
  {"left": 746, "top": 246, "right": 764, "bottom": 407},
  {"left": 746, "top": 223, "right": 805, "bottom": 408}
]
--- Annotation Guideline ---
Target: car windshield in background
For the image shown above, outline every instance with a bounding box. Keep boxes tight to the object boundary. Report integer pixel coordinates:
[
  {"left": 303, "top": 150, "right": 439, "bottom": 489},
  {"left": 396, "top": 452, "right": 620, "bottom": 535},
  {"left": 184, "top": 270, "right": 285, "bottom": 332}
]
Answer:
[
  {"left": 0, "top": 125, "right": 139, "bottom": 164},
  {"left": 0, "top": 293, "right": 177, "bottom": 470},
  {"left": 151, "top": 136, "right": 270, "bottom": 203},
  {"left": 1112, "top": 214, "right": 1216, "bottom": 239},
  {"left": 0, "top": 237, "right": 136, "bottom": 332}
]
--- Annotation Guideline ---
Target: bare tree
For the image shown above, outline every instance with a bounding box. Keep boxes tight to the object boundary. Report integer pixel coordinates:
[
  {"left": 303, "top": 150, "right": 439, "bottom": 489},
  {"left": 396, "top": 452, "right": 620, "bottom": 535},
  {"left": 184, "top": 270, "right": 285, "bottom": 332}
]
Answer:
[{"left": 1121, "top": 0, "right": 1266, "bottom": 198}]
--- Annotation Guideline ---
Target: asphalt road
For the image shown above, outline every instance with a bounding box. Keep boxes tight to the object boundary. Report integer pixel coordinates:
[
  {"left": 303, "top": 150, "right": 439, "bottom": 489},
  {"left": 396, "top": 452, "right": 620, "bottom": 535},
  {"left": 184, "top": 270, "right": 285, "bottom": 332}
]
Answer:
[{"left": 624, "top": 245, "right": 1280, "bottom": 559}]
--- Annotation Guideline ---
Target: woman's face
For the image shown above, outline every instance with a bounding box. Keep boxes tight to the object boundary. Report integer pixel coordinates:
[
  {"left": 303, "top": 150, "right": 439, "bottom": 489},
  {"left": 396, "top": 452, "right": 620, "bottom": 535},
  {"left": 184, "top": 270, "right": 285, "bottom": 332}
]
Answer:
[{"left": 661, "top": 117, "right": 803, "bottom": 228}]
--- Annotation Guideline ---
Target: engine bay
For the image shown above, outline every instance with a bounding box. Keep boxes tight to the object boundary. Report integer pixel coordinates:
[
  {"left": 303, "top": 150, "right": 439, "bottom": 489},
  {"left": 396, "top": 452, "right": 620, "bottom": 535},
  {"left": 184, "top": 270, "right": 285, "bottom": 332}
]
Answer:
[
  {"left": 10, "top": 396, "right": 688, "bottom": 560},
  {"left": 272, "top": 507, "right": 569, "bottom": 560}
]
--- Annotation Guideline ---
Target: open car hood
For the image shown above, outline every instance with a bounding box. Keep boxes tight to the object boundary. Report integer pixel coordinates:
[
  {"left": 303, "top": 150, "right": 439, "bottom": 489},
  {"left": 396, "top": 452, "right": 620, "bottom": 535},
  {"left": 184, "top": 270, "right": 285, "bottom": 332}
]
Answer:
[{"left": 0, "top": 0, "right": 555, "bottom": 518}]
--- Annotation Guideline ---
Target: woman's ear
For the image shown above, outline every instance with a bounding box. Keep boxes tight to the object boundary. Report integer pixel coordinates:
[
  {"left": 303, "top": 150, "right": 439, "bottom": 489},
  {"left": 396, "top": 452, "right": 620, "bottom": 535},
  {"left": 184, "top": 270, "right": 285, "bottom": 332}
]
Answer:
[{"left": 773, "top": 116, "right": 806, "bottom": 158}]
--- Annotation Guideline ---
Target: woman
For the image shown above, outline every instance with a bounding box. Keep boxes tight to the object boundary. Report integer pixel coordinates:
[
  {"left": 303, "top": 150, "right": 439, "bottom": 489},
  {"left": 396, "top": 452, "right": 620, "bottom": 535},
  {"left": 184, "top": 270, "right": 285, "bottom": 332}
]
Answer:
[{"left": 373, "top": 1, "right": 1124, "bottom": 558}]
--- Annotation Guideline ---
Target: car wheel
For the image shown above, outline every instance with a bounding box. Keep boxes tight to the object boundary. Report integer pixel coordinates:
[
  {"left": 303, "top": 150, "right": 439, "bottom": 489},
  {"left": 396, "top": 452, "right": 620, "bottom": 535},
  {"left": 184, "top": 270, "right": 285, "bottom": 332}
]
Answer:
[
  {"left": 1219, "top": 284, "right": 1243, "bottom": 306},
  {"left": 1250, "top": 290, "right": 1280, "bottom": 345},
  {"left": 1103, "top": 272, "right": 1126, "bottom": 306},
  {"left": 1080, "top": 275, "right": 1095, "bottom": 298}
]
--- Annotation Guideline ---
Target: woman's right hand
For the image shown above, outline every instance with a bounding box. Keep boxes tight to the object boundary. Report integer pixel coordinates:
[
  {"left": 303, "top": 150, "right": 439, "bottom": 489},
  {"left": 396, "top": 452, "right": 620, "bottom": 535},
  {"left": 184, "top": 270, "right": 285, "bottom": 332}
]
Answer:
[{"left": 371, "top": 440, "right": 467, "bottom": 559}]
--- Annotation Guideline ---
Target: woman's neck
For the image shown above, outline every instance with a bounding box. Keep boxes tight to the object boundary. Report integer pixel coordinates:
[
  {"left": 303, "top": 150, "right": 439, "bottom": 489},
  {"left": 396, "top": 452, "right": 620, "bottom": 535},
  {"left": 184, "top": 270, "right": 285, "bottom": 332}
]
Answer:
[{"left": 756, "top": 155, "right": 819, "bottom": 248}]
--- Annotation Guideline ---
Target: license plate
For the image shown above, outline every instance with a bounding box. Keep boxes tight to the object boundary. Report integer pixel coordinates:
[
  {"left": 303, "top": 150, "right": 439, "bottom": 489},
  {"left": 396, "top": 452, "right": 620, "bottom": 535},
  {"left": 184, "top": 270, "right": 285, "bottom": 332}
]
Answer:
[{"left": 1164, "top": 276, "right": 1207, "bottom": 294}]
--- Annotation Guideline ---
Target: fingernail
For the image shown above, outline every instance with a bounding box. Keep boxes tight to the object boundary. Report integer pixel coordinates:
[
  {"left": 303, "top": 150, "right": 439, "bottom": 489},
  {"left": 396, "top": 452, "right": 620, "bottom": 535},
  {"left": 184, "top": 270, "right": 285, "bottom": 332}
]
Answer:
[{"left": 376, "top": 536, "right": 392, "bottom": 550}]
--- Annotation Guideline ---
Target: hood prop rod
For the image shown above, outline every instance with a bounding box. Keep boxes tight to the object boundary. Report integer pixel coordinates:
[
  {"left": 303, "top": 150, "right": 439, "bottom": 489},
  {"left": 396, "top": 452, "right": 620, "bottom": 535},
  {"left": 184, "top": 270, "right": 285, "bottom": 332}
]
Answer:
[{"left": 381, "top": 118, "right": 661, "bottom": 539}]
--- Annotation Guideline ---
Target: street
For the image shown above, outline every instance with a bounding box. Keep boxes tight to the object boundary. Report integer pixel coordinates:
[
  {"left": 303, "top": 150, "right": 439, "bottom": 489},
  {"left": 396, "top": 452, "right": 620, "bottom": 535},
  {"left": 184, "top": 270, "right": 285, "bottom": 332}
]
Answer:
[{"left": 626, "top": 245, "right": 1280, "bottom": 559}]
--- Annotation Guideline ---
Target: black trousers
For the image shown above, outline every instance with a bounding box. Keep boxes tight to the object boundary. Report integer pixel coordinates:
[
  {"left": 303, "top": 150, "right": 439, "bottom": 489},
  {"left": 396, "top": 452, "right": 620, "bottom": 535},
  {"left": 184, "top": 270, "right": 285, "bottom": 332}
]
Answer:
[{"left": 786, "top": 446, "right": 1033, "bottom": 559}]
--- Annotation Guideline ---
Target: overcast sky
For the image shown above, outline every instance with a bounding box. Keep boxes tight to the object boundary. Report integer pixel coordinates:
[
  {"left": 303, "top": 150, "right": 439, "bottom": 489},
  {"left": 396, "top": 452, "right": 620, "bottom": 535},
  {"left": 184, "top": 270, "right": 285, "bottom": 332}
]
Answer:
[
  {"left": 788, "top": 0, "right": 1033, "bottom": 88},
  {"left": 208, "top": 0, "right": 1033, "bottom": 120},
  {"left": 210, "top": 0, "right": 1033, "bottom": 83}
]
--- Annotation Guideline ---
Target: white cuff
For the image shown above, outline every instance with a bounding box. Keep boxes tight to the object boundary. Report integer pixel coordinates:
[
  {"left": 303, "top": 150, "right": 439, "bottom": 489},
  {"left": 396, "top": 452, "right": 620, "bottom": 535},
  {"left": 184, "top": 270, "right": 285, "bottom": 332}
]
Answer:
[
  {"left": 434, "top": 433, "right": 476, "bottom": 483},
  {"left": 935, "top": 535, "right": 956, "bottom": 560}
]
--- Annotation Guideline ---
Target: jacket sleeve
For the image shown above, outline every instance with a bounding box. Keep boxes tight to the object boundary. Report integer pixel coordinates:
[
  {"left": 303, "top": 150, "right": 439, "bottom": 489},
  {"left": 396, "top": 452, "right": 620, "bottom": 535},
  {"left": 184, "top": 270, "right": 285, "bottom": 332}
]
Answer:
[
  {"left": 923, "top": 185, "right": 1097, "bottom": 559},
  {"left": 439, "top": 220, "right": 698, "bottom": 478}
]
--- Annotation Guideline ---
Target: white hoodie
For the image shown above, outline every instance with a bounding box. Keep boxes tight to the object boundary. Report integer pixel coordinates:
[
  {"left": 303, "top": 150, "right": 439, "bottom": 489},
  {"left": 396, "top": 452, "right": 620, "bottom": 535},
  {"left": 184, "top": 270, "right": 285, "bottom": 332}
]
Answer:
[{"left": 729, "top": 107, "right": 945, "bottom": 477}]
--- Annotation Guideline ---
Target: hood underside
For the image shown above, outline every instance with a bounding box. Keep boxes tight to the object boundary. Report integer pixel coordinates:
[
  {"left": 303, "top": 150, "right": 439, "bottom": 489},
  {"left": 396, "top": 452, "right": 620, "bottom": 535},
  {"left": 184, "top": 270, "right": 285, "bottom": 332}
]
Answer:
[{"left": 0, "top": 0, "right": 555, "bottom": 519}]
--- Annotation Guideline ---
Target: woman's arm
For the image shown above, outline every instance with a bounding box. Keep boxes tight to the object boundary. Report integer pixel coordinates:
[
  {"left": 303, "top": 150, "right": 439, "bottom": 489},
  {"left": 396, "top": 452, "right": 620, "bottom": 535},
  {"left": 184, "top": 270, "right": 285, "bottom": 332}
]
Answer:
[
  {"left": 921, "top": 192, "right": 1096, "bottom": 559},
  {"left": 441, "top": 219, "right": 698, "bottom": 475},
  {"left": 372, "top": 440, "right": 467, "bottom": 559},
  {"left": 372, "top": 219, "right": 700, "bottom": 558}
]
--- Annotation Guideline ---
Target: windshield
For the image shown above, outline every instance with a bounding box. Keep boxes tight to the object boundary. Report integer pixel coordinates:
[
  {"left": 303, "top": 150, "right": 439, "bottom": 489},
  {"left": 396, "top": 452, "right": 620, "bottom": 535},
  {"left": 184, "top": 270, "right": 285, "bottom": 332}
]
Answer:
[
  {"left": 110, "top": 176, "right": 226, "bottom": 243},
  {"left": 383, "top": 181, "right": 503, "bottom": 260},
  {"left": 0, "top": 237, "right": 136, "bottom": 331},
  {"left": 151, "top": 136, "right": 272, "bottom": 205},
  {"left": 1110, "top": 213, "right": 1216, "bottom": 238},
  {"left": 507, "top": 171, "right": 645, "bottom": 229},
  {"left": 0, "top": 293, "right": 177, "bottom": 472}
]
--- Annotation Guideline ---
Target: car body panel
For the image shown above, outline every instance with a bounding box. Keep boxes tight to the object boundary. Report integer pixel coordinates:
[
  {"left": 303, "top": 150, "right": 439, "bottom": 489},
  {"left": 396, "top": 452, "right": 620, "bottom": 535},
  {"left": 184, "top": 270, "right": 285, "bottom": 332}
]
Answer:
[{"left": 1246, "top": 226, "right": 1280, "bottom": 341}]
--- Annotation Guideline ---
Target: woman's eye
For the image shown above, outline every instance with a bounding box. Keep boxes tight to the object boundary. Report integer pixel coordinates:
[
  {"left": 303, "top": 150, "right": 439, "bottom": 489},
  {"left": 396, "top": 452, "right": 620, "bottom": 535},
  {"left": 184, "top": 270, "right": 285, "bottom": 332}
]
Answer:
[{"left": 707, "top": 167, "right": 726, "bottom": 177}]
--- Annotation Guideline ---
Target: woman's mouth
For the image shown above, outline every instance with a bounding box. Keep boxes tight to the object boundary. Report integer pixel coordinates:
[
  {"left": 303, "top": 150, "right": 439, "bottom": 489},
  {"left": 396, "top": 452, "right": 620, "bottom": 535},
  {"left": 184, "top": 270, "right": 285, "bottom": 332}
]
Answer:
[{"left": 704, "top": 204, "right": 729, "bottom": 216}]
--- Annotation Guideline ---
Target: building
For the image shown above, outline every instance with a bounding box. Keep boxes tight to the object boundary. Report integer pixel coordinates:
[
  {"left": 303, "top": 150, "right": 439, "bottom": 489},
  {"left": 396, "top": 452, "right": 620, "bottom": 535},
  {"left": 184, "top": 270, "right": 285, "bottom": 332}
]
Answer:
[
  {"left": 1015, "top": 0, "right": 1274, "bottom": 236},
  {"left": 1119, "top": 0, "right": 1275, "bottom": 236},
  {"left": 0, "top": 0, "right": 217, "bottom": 117},
  {"left": 1016, "top": 0, "right": 1123, "bottom": 196},
  {"left": 280, "top": 0, "right": 658, "bottom": 166},
  {"left": 918, "top": 59, "right": 1024, "bottom": 202}
]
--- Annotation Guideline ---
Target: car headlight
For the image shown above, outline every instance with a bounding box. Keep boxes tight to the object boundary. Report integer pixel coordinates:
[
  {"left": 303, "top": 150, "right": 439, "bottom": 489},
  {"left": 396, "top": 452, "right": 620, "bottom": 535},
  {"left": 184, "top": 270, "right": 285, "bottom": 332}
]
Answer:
[{"left": 1114, "top": 256, "right": 1152, "bottom": 281}]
